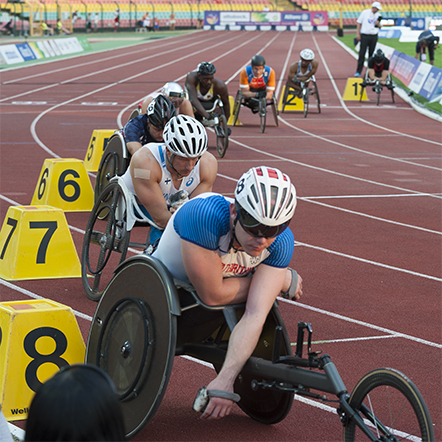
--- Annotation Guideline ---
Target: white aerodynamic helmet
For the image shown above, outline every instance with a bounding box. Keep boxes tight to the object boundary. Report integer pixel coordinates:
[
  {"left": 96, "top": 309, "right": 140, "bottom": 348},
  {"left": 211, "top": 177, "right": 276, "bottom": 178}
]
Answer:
[
  {"left": 300, "top": 48, "right": 315, "bottom": 61},
  {"left": 234, "top": 166, "right": 297, "bottom": 237},
  {"left": 161, "top": 82, "right": 185, "bottom": 98},
  {"left": 163, "top": 115, "right": 208, "bottom": 158}
]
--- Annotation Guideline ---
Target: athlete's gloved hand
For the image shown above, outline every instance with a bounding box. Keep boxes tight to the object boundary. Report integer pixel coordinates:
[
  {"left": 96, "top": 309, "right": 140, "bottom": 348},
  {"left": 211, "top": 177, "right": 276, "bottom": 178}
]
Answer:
[{"left": 255, "top": 90, "right": 267, "bottom": 99}]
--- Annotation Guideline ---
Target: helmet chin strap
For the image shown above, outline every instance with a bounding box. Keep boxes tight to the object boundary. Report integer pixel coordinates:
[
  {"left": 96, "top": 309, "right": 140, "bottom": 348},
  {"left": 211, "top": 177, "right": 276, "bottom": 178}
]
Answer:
[
  {"left": 165, "top": 151, "right": 185, "bottom": 181},
  {"left": 229, "top": 216, "right": 242, "bottom": 252}
]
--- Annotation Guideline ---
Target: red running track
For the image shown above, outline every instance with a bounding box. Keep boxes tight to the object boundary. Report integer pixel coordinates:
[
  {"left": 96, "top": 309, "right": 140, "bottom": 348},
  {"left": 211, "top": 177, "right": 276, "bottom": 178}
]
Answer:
[{"left": 0, "top": 31, "right": 441, "bottom": 441}]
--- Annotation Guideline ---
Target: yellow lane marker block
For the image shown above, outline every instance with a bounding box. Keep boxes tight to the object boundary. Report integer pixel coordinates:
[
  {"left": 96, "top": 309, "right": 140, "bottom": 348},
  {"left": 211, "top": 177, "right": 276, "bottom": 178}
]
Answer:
[
  {"left": 227, "top": 95, "right": 242, "bottom": 126},
  {"left": 31, "top": 158, "right": 94, "bottom": 212},
  {"left": 0, "top": 299, "right": 86, "bottom": 421},
  {"left": 0, "top": 205, "right": 81, "bottom": 280},
  {"left": 278, "top": 86, "right": 304, "bottom": 112},
  {"left": 84, "top": 129, "right": 116, "bottom": 172},
  {"left": 343, "top": 77, "right": 369, "bottom": 101}
]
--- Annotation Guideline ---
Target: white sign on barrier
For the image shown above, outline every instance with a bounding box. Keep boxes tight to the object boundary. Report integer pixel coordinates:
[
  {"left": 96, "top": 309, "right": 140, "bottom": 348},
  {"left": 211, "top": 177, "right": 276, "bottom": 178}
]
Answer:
[{"left": 0, "top": 44, "right": 25, "bottom": 65}]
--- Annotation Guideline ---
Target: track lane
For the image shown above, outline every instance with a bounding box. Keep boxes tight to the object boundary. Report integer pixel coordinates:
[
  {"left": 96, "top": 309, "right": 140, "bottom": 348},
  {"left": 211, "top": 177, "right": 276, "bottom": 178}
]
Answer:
[{"left": 1, "top": 30, "right": 440, "bottom": 441}]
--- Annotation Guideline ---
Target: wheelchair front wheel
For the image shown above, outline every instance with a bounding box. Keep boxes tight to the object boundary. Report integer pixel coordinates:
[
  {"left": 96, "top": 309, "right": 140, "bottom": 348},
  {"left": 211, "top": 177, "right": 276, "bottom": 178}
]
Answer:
[
  {"left": 271, "top": 97, "right": 279, "bottom": 127},
  {"left": 232, "top": 90, "right": 242, "bottom": 127},
  {"left": 259, "top": 97, "right": 267, "bottom": 133},
  {"left": 215, "top": 114, "right": 229, "bottom": 158},
  {"left": 344, "top": 368, "right": 434, "bottom": 441},
  {"left": 303, "top": 89, "right": 309, "bottom": 118},
  {"left": 81, "top": 181, "right": 130, "bottom": 301}
]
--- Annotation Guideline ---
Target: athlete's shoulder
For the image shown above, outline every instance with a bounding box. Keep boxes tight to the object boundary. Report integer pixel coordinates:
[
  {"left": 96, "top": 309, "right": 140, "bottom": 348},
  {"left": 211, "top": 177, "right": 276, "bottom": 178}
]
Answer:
[{"left": 174, "top": 194, "right": 232, "bottom": 248}]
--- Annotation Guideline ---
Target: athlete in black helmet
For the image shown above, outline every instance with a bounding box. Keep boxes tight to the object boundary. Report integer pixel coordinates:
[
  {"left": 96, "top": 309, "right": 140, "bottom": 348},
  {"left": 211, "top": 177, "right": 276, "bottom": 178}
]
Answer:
[
  {"left": 124, "top": 94, "right": 176, "bottom": 155},
  {"left": 185, "top": 61, "right": 231, "bottom": 122},
  {"left": 366, "top": 48, "right": 392, "bottom": 89}
]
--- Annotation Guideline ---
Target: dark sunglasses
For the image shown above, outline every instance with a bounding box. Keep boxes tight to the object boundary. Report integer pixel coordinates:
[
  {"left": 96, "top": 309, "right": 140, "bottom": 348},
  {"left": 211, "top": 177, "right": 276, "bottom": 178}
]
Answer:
[
  {"left": 235, "top": 202, "right": 289, "bottom": 239},
  {"left": 169, "top": 91, "right": 184, "bottom": 98}
]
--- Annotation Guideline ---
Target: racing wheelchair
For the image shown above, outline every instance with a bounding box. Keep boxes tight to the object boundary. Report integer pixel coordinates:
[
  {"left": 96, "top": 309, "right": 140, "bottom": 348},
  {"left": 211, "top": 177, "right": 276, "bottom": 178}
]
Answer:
[
  {"left": 85, "top": 254, "right": 434, "bottom": 441},
  {"left": 359, "top": 72, "right": 395, "bottom": 106},
  {"left": 195, "top": 96, "right": 229, "bottom": 158},
  {"left": 281, "top": 75, "right": 321, "bottom": 118},
  {"left": 232, "top": 89, "right": 278, "bottom": 133}
]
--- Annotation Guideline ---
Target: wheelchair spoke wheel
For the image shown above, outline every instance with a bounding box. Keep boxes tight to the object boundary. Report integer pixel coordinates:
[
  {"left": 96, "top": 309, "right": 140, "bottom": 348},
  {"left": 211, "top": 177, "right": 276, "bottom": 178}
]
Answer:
[
  {"left": 344, "top": 368, "right": 434, "bottom": 441},
  {"left": 271, "top": 97, "right": 279, "bottom": 126},
  {"left": 86, "top": 256, "right": 177, "bottom": 439},
  {"left": 215, "top": 114, "right": 229, "bottom": 158},
  {"left": 82, "top": 181, "right": 130, "bottom": 301},
  {"left": 94, "top": 132, "right": 129, "bottom": 205},
  {"left": 232, "top": 90, "right": 242, "bottom": 127},
  {"left": 259, "top": 97, "right": 267, "bottom": 133}
]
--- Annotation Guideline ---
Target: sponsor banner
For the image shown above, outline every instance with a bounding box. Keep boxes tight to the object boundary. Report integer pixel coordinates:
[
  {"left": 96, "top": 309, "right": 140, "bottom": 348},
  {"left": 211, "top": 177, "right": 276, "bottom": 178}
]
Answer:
[
  {"left": 418, "top": 67, "right": 442, "bottom": 102},
  {"left": 388, "top": 49, "right": 442, "bottom": 102},
  {"left": 389, "top": 50, "right": 421, "bottom": 87},
  {"left": 204, "top": 10, "right": 328, "bottom": 27},
  {"left": 0, "top": 44, "right": 25, "bottom": 65},
  {"left": 378, "top": 28, "right": 402, "bottom": 39},
  {"left": 54, "top": 37, "right": 84, "bottom": 54},
  {"left": 408, "top": 62, "right": 433, "bottom": 94},
  {"left": 28, "top": 42, "right": 44, "bottom": 59},
  {"left": 15, "top": 43, "right": 37, "bottom": 62},
  {"left": 0, "top": 37, "right": 88, "bottom": 66}
]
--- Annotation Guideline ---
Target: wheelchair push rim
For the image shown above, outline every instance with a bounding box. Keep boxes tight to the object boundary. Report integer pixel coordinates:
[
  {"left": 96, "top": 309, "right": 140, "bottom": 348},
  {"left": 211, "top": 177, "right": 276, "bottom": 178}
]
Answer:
[
  {"left": 215, "top": 113, "right": 229, "bottom": 158},
  {"left": 81, "top": 181, "right": 130, "bottom": 301},
  {"left": 94, "top": 132, "right": 129, "bottom": 206}
]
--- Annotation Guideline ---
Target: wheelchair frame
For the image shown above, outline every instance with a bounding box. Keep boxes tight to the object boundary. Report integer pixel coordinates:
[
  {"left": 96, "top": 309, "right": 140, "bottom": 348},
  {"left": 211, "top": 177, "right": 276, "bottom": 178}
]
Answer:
[
  {"left": 196, "top": 96, "right": 230, "bottom": 158},
  {"left": 359, "top": 72, "right": 395, "bottom": 106},
  {"left": 281, "top": 75, "right": 321, "bottom": 118},
  {"left": 232, "top": 89, "right": 279, "bottom": 133},
  {"left": 86, "top": 254, "right": 434, "bottom": 441}
]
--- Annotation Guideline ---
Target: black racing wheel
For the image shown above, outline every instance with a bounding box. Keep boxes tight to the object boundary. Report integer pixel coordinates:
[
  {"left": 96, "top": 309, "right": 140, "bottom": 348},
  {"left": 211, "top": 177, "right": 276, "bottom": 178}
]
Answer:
[{"left": 86, "top": 255, "right": 179, "bottom": 439}]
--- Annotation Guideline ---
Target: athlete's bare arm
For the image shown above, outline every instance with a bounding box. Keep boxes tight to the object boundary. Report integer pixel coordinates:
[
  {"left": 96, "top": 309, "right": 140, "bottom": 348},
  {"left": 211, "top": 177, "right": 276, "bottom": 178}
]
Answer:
[
  {"left": 297, "top": 59, "right": 319, "bottom": 82},
  {"left": 188, "top": 152, "right": 218, "bottom": 197},
  {"left": 214, "top": 79, "right": 231, "bottom": 121},
  {"left": 130, "top": 148, "right": 172, "bottom": 228},
  {"left": 185, "top": 72, "right": 211, "bottom": 119}
]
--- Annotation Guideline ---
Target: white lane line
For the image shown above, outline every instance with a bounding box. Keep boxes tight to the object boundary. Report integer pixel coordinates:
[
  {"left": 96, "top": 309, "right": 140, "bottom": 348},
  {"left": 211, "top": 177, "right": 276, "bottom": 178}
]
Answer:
[
  {"left": 221, "top": 138, "right": 442, "bottom": 198},
  {"left": 279, "top": 297, "right": 442, "bottom": 349},
  {"left": 295, "top": 241, "right": 441, "bottom": 282},
  {"left": 299, "top": 198, "right": 442, "bottom": 235}
]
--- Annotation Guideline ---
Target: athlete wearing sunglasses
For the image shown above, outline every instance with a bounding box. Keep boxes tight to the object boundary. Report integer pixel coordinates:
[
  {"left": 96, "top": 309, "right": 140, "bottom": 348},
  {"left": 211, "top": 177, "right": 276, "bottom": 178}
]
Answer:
[{"left": 153, "top": 165, "right": 303, "bottom": 421}]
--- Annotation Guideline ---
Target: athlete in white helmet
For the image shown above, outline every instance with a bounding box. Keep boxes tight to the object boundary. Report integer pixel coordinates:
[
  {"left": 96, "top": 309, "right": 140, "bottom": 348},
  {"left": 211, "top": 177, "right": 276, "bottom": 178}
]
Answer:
[
  {"left": 121, "top": 115, "right": 218, "bottom": 245},
  {"left": 286, "top": 48, "right": 319, "bottom": 96},
  {"left": 153, "top": 166, "right": 303, "bottom": 419},
  {"left": 140, "top": 81, "right": 194, "bottom": 117}
]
